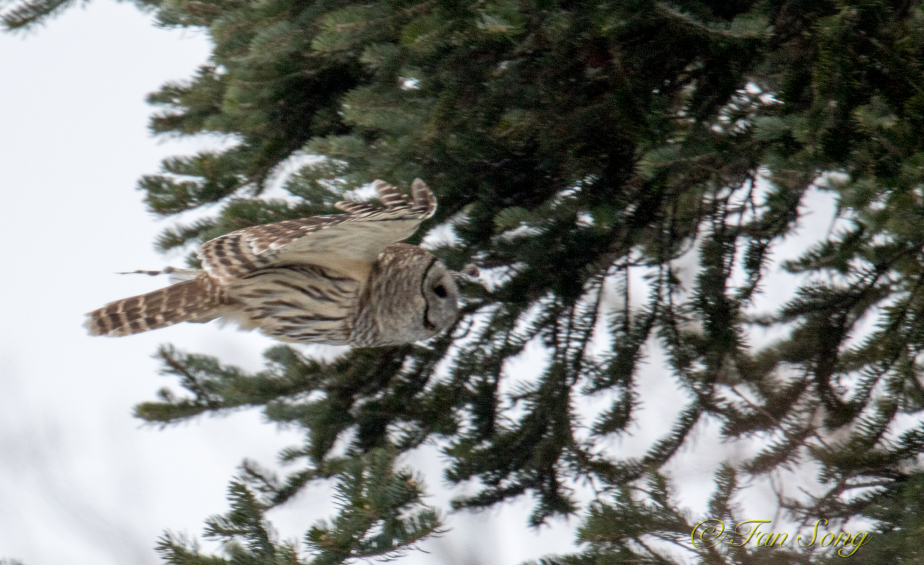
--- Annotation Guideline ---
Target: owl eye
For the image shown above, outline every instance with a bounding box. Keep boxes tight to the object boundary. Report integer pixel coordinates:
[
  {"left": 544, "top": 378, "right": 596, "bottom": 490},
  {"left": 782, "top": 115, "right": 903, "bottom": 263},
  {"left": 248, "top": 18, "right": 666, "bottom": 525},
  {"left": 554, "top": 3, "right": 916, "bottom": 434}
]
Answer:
[{"left": 433, "top": 284, "right": 447, "bottom": 298}]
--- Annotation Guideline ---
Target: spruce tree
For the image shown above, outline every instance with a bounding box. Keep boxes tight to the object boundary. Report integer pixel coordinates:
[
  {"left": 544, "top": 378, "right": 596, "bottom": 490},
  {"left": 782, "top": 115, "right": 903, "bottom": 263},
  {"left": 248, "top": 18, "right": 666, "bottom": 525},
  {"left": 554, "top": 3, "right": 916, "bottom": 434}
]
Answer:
[{"left": 7, "top": 0, "right": 924, "bottom": 562}]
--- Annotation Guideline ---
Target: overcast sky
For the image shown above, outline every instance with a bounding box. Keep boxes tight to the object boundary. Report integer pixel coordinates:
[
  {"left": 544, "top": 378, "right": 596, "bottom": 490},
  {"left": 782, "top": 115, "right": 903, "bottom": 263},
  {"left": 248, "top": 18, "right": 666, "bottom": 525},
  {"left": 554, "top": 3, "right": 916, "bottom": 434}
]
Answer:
[{"left": 0, "top": 4, "right": 845, "bottom": 564}]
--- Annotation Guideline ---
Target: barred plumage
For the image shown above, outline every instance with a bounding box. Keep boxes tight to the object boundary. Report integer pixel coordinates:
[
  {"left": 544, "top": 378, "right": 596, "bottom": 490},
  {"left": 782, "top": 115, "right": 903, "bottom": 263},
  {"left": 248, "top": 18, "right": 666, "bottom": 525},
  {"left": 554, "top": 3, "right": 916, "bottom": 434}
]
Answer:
[
  {"left": 85, "top": 179, "right": 464, "bottom": 347},
  {"left": 198, "top": 179, "right": 437, "bottom": 283},
  {"left": 229, "top": 264, "right": 359, "bottom": 344},
  {"left": 85, "top": 273, "right": 229, "bottom": 337}
]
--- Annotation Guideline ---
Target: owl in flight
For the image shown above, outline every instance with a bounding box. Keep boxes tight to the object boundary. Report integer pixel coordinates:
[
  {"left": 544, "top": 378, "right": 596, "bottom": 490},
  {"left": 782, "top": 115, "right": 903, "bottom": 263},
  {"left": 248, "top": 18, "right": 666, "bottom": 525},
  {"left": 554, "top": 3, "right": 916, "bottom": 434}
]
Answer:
[{"left": 85, "top": 179, "right": 467, "bottom": 347}]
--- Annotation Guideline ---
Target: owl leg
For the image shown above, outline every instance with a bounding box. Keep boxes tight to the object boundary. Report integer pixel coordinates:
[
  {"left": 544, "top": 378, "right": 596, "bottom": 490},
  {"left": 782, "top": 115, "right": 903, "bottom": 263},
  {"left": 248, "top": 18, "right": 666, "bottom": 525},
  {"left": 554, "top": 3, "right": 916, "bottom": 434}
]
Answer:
[
  {"left": 450, "top": 264, "right": 484, "bottom": 287},
  {"left": 118, "top": 266, "right": 203, "bottom": 283}
]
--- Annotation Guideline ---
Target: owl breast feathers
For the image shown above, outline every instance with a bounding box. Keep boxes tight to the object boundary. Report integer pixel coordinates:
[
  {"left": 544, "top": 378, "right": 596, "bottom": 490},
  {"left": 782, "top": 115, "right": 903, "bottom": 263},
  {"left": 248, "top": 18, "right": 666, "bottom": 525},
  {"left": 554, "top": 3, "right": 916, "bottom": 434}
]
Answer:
[{"left": 85, "top": 179, "right": 462, "bottom": 347}]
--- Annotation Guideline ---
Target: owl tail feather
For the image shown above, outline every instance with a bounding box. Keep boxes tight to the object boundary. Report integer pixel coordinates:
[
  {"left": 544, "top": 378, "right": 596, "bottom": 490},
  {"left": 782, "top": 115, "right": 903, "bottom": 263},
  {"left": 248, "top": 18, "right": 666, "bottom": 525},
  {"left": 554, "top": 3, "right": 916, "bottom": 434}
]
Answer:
[{"left": 85, "top": 273, "right": 228, "bottom": 337}]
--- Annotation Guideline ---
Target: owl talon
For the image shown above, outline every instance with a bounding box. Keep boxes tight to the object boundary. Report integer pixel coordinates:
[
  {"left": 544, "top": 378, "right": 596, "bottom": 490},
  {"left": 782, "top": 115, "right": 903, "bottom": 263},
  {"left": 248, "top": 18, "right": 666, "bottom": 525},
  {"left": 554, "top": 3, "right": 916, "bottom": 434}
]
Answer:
[{"left": 451, "top": 264, "right": 484, "bottom": 287}]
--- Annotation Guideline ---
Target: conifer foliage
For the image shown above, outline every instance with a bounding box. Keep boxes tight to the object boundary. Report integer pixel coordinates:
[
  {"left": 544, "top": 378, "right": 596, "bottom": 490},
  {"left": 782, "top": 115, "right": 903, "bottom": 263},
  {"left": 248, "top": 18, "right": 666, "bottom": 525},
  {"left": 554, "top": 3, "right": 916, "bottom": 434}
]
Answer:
[{"left": 8, "top": 0, "right": 924, "bottom": 562}]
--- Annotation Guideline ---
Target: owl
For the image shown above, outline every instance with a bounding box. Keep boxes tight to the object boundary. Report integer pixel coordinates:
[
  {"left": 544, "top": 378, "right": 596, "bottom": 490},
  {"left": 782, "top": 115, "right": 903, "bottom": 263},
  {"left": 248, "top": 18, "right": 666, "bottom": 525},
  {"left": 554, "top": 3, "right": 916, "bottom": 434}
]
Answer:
[{"left": 85, "top": 179, "right": 468, "bottom": 347}]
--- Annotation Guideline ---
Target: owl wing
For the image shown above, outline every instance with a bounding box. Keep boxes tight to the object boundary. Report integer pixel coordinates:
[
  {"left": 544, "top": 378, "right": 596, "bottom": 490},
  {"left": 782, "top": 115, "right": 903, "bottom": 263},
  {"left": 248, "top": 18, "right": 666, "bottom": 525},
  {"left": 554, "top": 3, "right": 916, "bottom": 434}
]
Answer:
[{"left": 198, "top": 179, "right": 437, "bottom": 282}]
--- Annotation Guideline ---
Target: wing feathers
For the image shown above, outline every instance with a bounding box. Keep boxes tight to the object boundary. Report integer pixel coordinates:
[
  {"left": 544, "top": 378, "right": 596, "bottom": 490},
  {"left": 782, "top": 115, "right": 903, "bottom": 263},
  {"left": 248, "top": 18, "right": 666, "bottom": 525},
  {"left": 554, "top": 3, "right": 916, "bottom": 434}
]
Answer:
[
  {"left": 334, "top": 201, "right": 380, "bottom": 215},
  {"left": 334, "top": 179, "right": 436, "bottom": 217},
  {"left": 412, "top": 178, "right": 437, "bottom": 216},
  {"left": 374, "top": 180, "right": 412, "bottom": 208},
  {"left": 198, "top": 179, "right": 436, "bottom": 282}
]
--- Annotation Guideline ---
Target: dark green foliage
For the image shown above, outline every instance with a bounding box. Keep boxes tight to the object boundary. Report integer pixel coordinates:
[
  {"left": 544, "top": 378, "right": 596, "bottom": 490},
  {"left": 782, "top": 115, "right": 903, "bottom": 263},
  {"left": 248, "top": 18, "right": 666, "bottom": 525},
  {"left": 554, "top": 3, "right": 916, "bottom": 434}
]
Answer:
[
  {"left": 834, "top": 473, "right": 924, "bottom": 565},
  {"left": 10, "top": 0, "right": 924, "bottom": 562},
  {"left": 1, "top": 0, "right": 78, "bottom": 30}
]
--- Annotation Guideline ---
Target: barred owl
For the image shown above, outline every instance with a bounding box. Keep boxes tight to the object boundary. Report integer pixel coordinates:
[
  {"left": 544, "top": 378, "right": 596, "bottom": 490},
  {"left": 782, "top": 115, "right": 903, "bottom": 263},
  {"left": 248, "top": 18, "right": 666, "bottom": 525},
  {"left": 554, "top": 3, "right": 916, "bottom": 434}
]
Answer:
[{"left": 85, "top": 179, "right": 466, "bottom": 347}]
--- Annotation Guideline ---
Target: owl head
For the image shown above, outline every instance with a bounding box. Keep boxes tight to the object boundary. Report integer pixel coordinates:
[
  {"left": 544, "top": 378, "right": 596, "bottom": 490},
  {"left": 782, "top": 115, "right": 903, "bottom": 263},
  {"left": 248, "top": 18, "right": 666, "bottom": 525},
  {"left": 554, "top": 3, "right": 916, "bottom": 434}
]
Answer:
[{"left": 352, "top": 243, "right": 460, "bottom": 346}]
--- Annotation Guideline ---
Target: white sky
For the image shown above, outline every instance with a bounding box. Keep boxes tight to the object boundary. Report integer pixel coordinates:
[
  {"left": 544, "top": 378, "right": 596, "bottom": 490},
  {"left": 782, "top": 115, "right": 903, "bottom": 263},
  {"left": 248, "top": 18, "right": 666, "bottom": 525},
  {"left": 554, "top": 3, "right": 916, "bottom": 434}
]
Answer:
[{"left": 0, "top": 3, "right": 867, "bottom": 564}]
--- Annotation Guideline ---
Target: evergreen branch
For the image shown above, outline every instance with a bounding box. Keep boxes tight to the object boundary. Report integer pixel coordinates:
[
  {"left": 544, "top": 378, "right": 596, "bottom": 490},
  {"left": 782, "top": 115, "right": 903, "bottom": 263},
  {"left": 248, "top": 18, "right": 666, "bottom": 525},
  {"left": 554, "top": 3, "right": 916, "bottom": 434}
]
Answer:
[
  {"left": 157, "top": 449, "right": 442, "bottom": 564},
  {"left": 155, "top": 218, "right": 217, "bottom": 253},
  {"left": 305, "top": 448, "right": 444, "bottom": 564},
  {"left": 135, "top": 345, "right": 331, "bottom": 425},
  {"left": 0, "top": 0, "right": 76, "bottom": 30}
]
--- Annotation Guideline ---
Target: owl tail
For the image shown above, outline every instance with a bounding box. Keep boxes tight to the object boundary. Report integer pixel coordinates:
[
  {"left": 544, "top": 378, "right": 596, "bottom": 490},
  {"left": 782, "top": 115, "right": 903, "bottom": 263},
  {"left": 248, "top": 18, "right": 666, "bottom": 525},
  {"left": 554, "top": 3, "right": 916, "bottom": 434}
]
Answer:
[{"left": 85, "top": 273, "right": 228, "bottom": 337}]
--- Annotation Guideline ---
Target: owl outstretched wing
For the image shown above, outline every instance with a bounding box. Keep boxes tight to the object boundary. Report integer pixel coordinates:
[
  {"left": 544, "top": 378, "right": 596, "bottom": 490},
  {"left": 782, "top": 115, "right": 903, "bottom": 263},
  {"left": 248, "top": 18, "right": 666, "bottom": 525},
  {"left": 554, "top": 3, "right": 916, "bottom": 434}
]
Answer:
[{"left": 198, "top": 179, "right": 436, "bottom": 282}]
